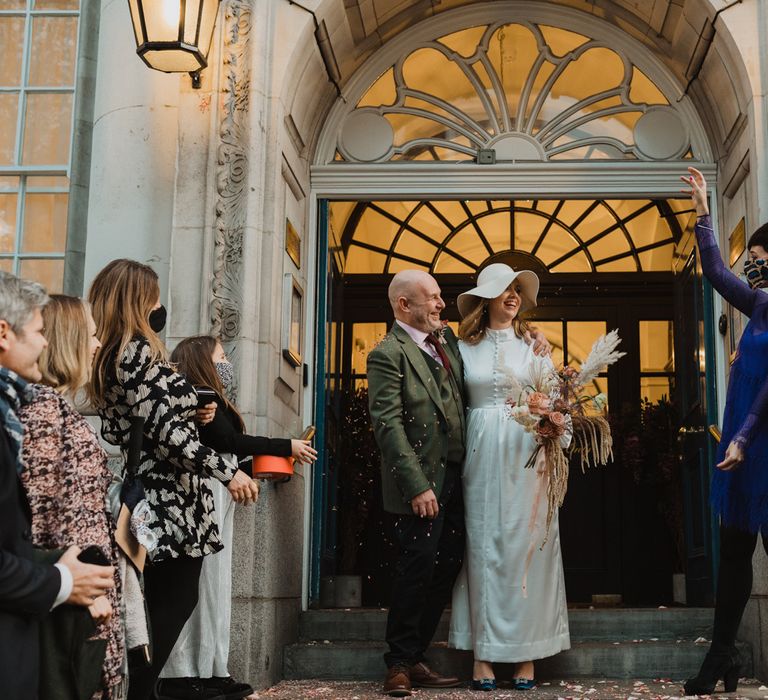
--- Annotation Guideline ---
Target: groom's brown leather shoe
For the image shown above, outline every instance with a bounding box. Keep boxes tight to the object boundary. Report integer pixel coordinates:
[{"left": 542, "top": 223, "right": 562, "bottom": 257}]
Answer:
[
  {"left": 410, "top": 662, "right": 462, "bottom": 688},
  {"left": 383, "top": 665, "right": 412, "bottom": 697}
]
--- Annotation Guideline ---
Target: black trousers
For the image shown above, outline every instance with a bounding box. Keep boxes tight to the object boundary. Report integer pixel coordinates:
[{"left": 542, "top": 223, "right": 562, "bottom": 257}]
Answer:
[
  {"left": 127, "top": 554, "right": 204, "bottom": 700},
  {"left": 384, "top": 465, "right": 465, "bottom": 668},
  {"left": 710, "top": 524, "right": 768, "bottom": 652}
]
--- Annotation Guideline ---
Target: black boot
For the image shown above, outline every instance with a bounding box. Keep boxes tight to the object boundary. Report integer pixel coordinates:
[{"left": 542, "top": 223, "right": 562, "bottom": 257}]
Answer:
[
  {"left": 155, "top": 677, "right": 227, "bottom": 700},
  {"left": 683, "top": 648, "right": 741, "bottom": 696},
  {"left": 203, "top": 676, "right": 254, "bottom": 700}
]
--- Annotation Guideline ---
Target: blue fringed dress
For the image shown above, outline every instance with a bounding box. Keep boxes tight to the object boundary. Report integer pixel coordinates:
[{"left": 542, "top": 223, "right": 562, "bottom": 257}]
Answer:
[{"left": 696, "top": 215, "right": 768, "bottom": 534}]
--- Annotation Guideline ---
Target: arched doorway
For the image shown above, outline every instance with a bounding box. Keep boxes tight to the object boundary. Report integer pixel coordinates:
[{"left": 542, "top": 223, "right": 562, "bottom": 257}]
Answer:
[{"left": 308, "top": 2, "right": 718, "bottom": 609}]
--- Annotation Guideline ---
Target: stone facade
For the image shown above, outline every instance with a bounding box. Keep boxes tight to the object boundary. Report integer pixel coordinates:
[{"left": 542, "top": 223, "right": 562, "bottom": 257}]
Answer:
[{"left": 70, "top": 0, "right": 768, "bottom": 688}]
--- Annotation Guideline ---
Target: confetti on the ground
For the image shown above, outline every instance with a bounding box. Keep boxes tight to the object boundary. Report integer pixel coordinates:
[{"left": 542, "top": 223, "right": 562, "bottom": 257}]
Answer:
[{"left": 247, "top": 677, "right": 766, "bottom": 699}]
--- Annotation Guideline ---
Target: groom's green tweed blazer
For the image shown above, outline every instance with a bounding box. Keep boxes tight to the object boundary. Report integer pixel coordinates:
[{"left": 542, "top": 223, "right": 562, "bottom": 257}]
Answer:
[{"left": 367, "top": 322, "right": 466, "bottom": 515}]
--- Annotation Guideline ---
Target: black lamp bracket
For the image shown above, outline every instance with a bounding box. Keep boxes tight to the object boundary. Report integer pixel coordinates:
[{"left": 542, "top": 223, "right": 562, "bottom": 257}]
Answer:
[{"left": 190, "top": 70, "right": 201, "bottom": 89}]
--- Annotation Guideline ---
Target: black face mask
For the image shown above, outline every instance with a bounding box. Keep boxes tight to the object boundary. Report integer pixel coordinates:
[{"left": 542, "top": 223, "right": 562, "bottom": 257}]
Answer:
[{"left": 149, "top": 305, "right": 167, "bottom": 333}]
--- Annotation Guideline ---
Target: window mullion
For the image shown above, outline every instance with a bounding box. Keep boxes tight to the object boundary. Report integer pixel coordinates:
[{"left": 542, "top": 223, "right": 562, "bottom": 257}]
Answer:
[{"left": 14, "top": 175, "right": 26, "bottom": 275}]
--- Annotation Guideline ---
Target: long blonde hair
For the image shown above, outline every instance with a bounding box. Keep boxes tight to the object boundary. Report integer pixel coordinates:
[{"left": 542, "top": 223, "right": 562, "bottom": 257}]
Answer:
[
  {"left": 88, "top": 259, "right": 167, "bottom": 406},
  {"left": 458, "top": 298, "right": 530, "bottom": 345},
  {"left": 39, "top": 295, "right": 92, "bottom": 398}
]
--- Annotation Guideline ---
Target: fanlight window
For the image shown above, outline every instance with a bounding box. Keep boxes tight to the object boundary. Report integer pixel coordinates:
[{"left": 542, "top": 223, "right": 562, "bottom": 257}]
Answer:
[
  {"left": 330, "top": 199, "right": 694, "bottom": 274},
  {"left": 335, "top": 22, "right": 692, "bottom": 163}
]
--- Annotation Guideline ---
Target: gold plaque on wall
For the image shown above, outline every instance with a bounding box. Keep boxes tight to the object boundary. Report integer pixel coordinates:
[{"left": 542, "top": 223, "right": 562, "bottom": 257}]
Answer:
[
  {"left": 729, "top": 218, "right": 745, "bottom": 268},
  {"left": 285, "top": 219, "right": 301, "bottom": 269}
]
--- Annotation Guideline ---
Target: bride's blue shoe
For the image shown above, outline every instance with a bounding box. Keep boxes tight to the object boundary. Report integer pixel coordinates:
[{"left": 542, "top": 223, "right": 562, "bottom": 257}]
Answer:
[
  {"left": 513, "top": 678, "right": 537, "bottom": 690},
  {"left": 471, "top": 678, "right": 497, "bottom": 691}
]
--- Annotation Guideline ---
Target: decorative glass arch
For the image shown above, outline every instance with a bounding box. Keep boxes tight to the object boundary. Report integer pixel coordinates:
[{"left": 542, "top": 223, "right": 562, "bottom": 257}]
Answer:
[
  {"left": 334, "top": 21, "right": 693, "bottom": 164},
  {"left": 330, "top": 198, "right": 695, "bottom": 274}
]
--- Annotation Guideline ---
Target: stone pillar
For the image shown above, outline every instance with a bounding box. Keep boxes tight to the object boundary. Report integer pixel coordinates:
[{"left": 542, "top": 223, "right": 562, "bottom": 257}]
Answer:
[
  {"left": 83, "top": 0, "right": 181, "bottom": 297},
  {"left": 221, "top": 0, "right": 306, "bottom": 688}
]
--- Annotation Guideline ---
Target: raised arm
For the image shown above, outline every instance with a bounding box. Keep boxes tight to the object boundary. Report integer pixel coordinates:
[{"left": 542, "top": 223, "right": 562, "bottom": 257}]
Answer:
[
  {"left": 367, "top": 346, "right": 431, "bottom": 503},
  {"left": 118, "top": 340, "right": 237, "bottom": 485},
  {"left": 683, "top": 167, "right": 760, "bottom": 317},
  {"left": 695, "top": 216, "right": 759, "bottom": 317}
]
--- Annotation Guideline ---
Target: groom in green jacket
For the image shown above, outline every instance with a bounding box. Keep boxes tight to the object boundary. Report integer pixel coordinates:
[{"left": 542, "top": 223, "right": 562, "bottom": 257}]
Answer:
[{"left": 367, "top": 270, "right": 467, "bottom": 697}]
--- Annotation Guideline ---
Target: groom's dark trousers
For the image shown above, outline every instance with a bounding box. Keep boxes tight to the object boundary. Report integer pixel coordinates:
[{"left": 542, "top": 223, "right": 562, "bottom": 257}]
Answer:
[
  {"left": 384, "top": 462, "right": 465, "bottom": 667},
  {"left": 367, "top": 322, "right": 467, "bottom": 669}
]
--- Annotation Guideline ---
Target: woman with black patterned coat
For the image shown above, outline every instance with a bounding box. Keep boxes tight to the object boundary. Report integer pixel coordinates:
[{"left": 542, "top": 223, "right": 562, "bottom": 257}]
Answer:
[{"left": 88, "top": 259, "right": 259, "bottom": 700}]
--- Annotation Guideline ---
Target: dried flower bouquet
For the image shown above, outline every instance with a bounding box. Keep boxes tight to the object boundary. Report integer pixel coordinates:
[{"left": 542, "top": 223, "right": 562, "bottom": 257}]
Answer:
[{"left": 503, "top": 330, "right": 626, "bottom": 544}]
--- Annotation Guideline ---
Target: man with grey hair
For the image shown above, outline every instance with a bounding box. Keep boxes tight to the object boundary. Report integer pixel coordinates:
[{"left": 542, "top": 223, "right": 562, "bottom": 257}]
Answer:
[{"left": 0, "top": 271, "right": 115, "bottom": 697}]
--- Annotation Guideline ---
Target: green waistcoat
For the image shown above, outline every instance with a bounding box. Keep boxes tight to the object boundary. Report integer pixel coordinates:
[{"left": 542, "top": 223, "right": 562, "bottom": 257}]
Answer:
[
  {"left": 423, "top": 353, "right": 465, "bottom": 465},
  {"left": 367, "top": 323, "right": 467, "bottom": 515}
]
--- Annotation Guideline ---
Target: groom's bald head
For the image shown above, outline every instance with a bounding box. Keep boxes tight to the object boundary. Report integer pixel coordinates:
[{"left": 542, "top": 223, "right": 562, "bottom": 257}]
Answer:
[{"left": 388, "top": 270, "right": 445, "bottom": 332}]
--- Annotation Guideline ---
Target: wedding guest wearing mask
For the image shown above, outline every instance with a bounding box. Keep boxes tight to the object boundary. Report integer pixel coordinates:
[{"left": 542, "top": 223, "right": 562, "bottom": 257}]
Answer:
[
  {"left": 0, "top": 272, "right": 114, "bottom": 699},
  {"left": 88, "top": 260, "right": 259, "bottom": 700},
  {"left": 159, "top": 335, "right": 316, "bottom": 700},
  {"left": 19, "top": 295, "right": 125, "bottom": 699},
  {"left": 682, "top": 167, "right": 768, "bottom": 696}
]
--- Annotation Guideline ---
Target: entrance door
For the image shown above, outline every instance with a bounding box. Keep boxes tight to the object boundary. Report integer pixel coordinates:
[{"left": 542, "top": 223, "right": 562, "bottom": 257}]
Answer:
[
  {"left": 310, "top": 197, "right": 707, "bottom": 607},
  {"left": 675, "top": 249, "right": 716, "bottom": 605}
]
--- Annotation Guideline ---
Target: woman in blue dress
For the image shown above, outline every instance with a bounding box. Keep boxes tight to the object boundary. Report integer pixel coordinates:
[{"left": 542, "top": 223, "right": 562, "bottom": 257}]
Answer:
[{"left": 682, "top": 167, "right": 768, "bottom": 695}]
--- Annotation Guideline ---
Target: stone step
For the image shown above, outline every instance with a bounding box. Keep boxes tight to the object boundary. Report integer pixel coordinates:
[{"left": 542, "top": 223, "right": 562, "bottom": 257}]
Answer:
[
  {"left": 283, "top": 639, "right": 754, "bottom": 681},
  {"left": 298, "top": 608, "right": 714, "bottom": 642}
]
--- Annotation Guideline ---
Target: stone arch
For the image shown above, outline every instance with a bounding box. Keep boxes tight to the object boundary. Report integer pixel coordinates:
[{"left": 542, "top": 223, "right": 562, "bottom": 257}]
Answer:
[{"left": 277, "top": 0, "right": 755, "bottom": 171}]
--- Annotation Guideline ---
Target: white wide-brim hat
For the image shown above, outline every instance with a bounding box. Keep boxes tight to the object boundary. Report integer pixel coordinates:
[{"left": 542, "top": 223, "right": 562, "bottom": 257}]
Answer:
[{"left": 457, "top": 263, "right": 539, "bottom": 318}]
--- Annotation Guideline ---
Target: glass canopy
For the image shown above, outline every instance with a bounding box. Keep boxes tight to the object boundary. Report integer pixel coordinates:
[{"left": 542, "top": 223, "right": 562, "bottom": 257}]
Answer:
[
  {"left": 335, "top": 21, "right": 693, "bottom": 163},
  {"left": 330, "top": 199, "right": 695, "bottom": 274}
]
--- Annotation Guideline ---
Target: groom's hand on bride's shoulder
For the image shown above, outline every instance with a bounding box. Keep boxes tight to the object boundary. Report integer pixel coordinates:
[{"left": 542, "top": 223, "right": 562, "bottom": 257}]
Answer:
[
  {"left": 411, "top": 488, "right": 439, "bottom": 519},
  {"left": 526, "top": 328, "right": 552, "bottom": 357}
]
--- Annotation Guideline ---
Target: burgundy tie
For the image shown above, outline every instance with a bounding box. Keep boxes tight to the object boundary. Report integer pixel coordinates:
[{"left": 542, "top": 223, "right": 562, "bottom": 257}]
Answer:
[{"left": 425, "top": 333, "right": 452, "bottom": 374}]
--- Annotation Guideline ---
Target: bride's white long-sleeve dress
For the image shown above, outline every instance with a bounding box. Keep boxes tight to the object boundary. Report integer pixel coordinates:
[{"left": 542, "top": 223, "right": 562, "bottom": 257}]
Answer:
[{"left": 448, "top": 327, "right": 570, "bottom": 662}]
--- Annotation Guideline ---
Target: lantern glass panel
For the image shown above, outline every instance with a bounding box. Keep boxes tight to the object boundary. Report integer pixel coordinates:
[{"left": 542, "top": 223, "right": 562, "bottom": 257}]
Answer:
[
  {"left": 197, "top": 0, "right": 219, "bottom": 58},
  {"left": 142, "top": 48, "right": 202, "bottom": 73},
  {"left": 183, "top": 0, "right": 201, "bottom": 45},
  {"left": 143, "top": 0, "right": 183, "bottom": 43},
  {"left": 127, "top": 0, "right": 143, "bottom": 45}
]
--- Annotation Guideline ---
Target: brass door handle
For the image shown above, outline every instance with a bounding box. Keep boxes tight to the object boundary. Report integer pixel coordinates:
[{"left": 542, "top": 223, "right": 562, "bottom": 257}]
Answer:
[{"left": 678, "top": 426, "right": 706, "bottom": 435}]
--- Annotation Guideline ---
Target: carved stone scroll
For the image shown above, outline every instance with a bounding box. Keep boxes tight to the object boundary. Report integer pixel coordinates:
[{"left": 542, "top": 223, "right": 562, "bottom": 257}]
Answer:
[{"left": 211, "top": 0, "right": 251, "bottom": 398}]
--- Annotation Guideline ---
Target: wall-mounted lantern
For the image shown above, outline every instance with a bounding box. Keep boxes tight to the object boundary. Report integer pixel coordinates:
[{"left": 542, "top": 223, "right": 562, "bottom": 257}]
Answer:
[{"left": 127, "top": 0, "right": 220, "bottom": 88}]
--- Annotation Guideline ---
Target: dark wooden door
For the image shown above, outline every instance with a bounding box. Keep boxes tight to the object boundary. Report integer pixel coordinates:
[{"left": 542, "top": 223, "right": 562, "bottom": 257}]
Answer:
[{"left": 675, "top": 250, "right": 716, "bottom": 605}]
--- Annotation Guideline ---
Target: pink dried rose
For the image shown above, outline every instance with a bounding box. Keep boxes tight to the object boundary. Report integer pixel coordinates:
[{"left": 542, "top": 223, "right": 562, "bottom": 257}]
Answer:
[
  {"left": 560, "top": 365, "right": 579, "bottom": 379},
  {"left": 549, "top": 411, "right": 566, "bottom": 428},
  {"left": 537, "top": 415, "right": 565, "bottom": 439},
  {"left": 552, "top": 398, "right": 570, "bottom": 413},
  {"left": 527, "top": 392, "right": 551, "bottom": 415}
]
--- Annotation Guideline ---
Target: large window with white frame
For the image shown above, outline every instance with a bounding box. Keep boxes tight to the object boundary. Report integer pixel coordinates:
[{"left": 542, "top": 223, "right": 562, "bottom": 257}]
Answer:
[{"left": 0, "top": 0, "right": 79, "bottom": 293}]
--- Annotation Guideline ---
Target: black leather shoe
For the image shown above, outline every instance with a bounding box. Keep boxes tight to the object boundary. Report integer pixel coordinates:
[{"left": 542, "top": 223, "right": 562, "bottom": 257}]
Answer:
[
  {"left": 683, "top": 648, "right": 741, "bottom": 696},
  {"left": 203, "top": 676, "right": 253, "bottom": 700},
  {"left": 155, "top": 678, "right": 226, "bottom": 700}
]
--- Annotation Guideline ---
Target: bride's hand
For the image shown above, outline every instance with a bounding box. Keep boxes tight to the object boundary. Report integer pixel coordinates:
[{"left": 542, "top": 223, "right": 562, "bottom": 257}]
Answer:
[
  {"left": 525, "top": 329, "right": 551, "bottom": 357},
  {"left": 680, "top": 166, "right": 709, "bottom": 217}
]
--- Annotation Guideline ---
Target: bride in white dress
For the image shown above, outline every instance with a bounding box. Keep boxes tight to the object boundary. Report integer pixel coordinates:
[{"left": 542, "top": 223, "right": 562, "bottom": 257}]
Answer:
[{"left": 448, "top": 263, "right": 570, "bottom": 691}]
